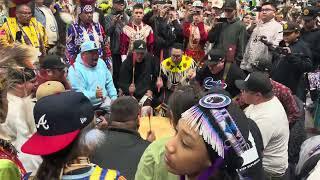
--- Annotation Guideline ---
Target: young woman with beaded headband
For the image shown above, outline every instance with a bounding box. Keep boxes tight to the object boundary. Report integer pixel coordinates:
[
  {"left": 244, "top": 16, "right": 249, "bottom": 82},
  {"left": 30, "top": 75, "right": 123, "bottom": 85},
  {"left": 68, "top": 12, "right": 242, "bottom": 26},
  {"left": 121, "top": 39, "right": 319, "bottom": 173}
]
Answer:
[{"left": 164, "top": 87, "right": 264, "bottom": 180}]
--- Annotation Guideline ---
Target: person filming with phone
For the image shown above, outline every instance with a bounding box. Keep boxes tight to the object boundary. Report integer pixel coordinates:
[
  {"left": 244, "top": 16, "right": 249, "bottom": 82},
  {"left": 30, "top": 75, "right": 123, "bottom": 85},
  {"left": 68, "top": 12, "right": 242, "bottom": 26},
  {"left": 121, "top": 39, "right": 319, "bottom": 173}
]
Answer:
[
  {"left": 270, "top": 21, "right": 312, "bottom": 101},
  {"left": 143, "top": 0, "right": 183, "bottom": 59},
  {"left": 183, "top": 1, "right": 208, "bottom": 64},
  {"left": 208, "top": 0, "right": 248, "bottom": 66},
  {"left": 103, "top": 0, "right": 129, "bottom": 89}
]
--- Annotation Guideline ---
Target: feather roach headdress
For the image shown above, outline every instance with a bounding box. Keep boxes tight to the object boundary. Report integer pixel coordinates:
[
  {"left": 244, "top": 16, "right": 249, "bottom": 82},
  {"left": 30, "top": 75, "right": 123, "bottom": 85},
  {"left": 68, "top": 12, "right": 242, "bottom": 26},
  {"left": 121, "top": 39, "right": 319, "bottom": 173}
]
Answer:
[{"left": 181, "top": 93, "right": 250, "bottom": 158}]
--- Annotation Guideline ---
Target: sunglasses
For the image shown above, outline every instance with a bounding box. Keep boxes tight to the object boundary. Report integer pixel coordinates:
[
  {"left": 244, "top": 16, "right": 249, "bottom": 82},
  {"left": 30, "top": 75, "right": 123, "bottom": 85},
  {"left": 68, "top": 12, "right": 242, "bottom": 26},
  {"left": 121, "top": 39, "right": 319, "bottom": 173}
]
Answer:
[{"left": 172, "top": 54, "right": 182, "bottom": 59}]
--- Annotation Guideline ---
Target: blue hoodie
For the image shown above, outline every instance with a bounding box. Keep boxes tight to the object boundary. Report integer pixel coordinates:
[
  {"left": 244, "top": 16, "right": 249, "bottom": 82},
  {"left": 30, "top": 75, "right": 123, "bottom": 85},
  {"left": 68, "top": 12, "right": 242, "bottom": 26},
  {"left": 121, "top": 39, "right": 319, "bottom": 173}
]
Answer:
[{"left": 68, "top": 54, "right": 117, "bottom": 106}]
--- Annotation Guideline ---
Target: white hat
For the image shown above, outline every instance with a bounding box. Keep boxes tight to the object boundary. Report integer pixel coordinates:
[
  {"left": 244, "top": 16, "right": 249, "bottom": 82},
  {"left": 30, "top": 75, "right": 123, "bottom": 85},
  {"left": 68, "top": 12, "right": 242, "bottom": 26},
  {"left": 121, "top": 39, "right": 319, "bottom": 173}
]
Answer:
[
  {"left": 192, "top": 0, "right": 203, "bottom": 8},
  {"left": 36, "top": 81, "right": 66, "bottom": 100},
  {"left": 211, "top": 0, "right": 223, "bottom": 9}
]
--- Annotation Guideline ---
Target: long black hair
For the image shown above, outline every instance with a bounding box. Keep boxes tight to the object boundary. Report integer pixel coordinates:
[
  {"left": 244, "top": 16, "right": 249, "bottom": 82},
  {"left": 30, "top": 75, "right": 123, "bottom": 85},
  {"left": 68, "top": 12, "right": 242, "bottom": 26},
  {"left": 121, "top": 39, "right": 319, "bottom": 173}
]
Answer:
[
  {"left": 167, "top": 85, "right": 203, "bottom": 129},
  {"left": 167, "top": 85, "right": 241, "bottom": 180},
  {"left": 34, "top": 123, "right": 105, "bottom": 179}
]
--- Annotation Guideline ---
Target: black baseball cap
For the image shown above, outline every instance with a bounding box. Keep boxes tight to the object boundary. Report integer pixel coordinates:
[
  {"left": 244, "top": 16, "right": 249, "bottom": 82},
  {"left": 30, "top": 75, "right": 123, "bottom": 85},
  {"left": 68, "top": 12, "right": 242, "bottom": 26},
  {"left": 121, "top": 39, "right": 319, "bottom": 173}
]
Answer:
[
  {"left": 153, "top": 0, "right": 166, "bottom": 4},
  {"left": 40, "top": 55, "right": 67, "bottom": 69},
  {"left": 252, "top": 58, "right": 272, "bottom": 73},
  {"left": 261, "top": 1, "right": 277, "bottom": 10},
  {"left": 206, "top": 49, "right": 225, "bottom": 66},
  {"left": 280, "top": 21, "right": 301, "bottom": 33},
  {"left": 184, "top": 0, "right": 192, "bottom": 5},
  {"left": 302, "top": 6, "right": 319, "bottom": 20},
  {"left": 133, "top": 40, "right": 147, "bottom": 53},
  {"left": 21, "top": 91, "right": 94, "bottom": 155},
  {"left": 223, "top": 0, "right": 237, "bottom": 10},
  {"left": 113, "top": 0, "right": 124, "bottom": 4},
  {"left": 235, "top": 72, "right": 272, "bottom": 94}
]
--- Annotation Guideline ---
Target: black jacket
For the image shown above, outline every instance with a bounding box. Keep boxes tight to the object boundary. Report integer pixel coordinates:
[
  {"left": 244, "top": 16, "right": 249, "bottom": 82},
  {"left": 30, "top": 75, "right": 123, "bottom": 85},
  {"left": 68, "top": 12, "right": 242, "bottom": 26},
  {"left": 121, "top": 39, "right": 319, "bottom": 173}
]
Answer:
[
  {"left": 208, "top": 20, "right": 248, "bottom": 64},
  {"left": 103, "top": 9, "right": 130, "bottom": 54},
  {"left": 300, "top": 28, "right": 320, "bottom": 69},
  {"left": 143, "top": 11, "right": 183, "bottom": 58},
  {"left": 196, "top": 63, "right": 246, "bottom": 97},
  {"left": 91, "top": 128, "right": 150, "bottom": 180},
  {"left": 271, "top": 39, "right": 313, "bottom": 94},
  {"left": 118, "top": 53, "right": 160, "bottom": 99}
]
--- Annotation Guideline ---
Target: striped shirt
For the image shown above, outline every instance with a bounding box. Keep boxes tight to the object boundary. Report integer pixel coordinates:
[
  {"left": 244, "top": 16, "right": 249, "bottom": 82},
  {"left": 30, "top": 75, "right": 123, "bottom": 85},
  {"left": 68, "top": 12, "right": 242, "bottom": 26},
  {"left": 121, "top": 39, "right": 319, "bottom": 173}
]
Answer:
[{"left": 62, "top": 164, "right": 126, "bottom": 180}]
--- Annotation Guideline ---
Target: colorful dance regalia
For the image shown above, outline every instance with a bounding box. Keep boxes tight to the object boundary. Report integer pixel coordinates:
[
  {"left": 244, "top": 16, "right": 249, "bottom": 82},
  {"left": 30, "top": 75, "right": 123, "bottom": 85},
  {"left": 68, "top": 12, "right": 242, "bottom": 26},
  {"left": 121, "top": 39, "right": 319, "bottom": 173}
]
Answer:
[
  {"left": 54, "top": 0, "right": 74, "bottom": 13},
  {"left": 66, "top": 21, "right": 111, "bottom": 64},
  {"left": 0, "top": 139, "right": 29, "bottom": 179},
  {"left": 120, "top": 22, "right": 154, "bottom": 57},
  {"left": 61, "top": 164, "right": 126, "bottom": 180},
  {"left": 183, "top": 22, "right": 208, "bottom": 64},
  {"left": 0, "top": 17, "right": 48, "bottom": 55},
  {"left": 161, "top": 55, "right": 196, "bottom": 90}
]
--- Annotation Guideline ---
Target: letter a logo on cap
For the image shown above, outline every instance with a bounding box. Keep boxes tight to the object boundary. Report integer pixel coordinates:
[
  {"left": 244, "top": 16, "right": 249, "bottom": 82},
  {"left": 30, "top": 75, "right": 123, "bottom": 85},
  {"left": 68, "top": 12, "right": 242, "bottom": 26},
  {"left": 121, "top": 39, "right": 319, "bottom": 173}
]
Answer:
[
  {"left": 36, "top": 114, "right": 50, "bottom": 130},
  {"left": 244, "top": 74, "right": 250, "bottom": 82},
  {"left": 138, "top": 44, "right": 144, "bottom": 49}
]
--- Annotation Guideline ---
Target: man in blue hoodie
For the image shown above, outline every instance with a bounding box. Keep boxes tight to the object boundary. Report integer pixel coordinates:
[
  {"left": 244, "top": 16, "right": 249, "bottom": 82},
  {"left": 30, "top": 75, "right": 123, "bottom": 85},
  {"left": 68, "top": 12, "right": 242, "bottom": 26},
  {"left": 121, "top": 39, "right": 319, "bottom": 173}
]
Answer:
[{"left": 68, "top": 41, "right": 117, "bottom": 109}]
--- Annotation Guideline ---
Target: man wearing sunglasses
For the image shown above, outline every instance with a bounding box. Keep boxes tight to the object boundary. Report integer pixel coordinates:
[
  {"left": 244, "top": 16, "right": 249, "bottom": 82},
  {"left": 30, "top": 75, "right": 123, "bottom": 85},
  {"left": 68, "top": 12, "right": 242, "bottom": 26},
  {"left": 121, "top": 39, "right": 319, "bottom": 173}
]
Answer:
[
  {"left": 208, "top": 0, "right": 248, "bottom": 66},
  {"left": 68, "top": 41, "right": 117, "bottom": 110},
  {"left": 0, "top": 3, "right": 48, "bottom": 55},
  {"left": 36, "top": 55, "right": 71, "bottom": 92}
]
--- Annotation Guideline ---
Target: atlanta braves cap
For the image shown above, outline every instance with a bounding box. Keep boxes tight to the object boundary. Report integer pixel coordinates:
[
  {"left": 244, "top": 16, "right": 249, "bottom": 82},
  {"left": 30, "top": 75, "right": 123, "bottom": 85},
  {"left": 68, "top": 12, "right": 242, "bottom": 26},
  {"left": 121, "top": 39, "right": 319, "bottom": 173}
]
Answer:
[
  {"left": 21, "top": 91, "right": 94, "bottom": 155},
  {"left": 133, "top": 40, "right": 147, "bottom": 53}
]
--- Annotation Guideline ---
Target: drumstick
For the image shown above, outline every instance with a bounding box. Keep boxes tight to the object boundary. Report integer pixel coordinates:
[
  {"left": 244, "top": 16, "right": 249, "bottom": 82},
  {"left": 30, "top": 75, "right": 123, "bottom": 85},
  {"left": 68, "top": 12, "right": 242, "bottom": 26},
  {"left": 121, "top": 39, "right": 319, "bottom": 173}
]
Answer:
[
  {"left": 147, "top": 107, "right": 152, "bottom": 131},
  {"left": 157, "top": 50, "right": 164, "bottom": 92},
  {"left": 132, "top": 52, "right": 136, "bottom": 84}
]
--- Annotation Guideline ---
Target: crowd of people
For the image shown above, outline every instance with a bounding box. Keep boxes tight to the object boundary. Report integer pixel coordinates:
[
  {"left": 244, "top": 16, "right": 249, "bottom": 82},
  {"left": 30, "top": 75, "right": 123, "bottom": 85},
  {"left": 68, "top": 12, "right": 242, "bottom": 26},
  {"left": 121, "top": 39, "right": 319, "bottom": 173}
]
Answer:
[{"left": 0, "top": 0, "right": 320, "bottom": 179}]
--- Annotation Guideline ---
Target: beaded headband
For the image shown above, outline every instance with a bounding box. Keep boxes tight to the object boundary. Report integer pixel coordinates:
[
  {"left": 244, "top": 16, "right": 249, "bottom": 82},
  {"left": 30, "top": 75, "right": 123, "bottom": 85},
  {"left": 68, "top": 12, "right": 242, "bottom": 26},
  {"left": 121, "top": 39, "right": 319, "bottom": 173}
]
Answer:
[{"left": 78, "top": 4, "right": 93, "bottom": 14}]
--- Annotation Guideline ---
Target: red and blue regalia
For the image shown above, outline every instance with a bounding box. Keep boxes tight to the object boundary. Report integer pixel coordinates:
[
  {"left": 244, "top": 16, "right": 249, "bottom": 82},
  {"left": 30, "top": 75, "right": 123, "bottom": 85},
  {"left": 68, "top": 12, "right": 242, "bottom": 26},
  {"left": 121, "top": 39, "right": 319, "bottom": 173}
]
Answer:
[{"left": 65, "top": 0, "right": 111, "bottom": 64}]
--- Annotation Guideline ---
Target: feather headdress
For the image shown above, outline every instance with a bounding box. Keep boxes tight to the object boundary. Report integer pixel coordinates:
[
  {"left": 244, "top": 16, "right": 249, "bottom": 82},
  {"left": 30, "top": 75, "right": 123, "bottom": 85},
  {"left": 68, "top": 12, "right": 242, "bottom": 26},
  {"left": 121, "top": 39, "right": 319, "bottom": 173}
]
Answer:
[
  {"left": 0, "top": 43, "right": 38, "bottom": 68},
  {"left": 0, "top": 43, "right": 38, "bottom": 90}
]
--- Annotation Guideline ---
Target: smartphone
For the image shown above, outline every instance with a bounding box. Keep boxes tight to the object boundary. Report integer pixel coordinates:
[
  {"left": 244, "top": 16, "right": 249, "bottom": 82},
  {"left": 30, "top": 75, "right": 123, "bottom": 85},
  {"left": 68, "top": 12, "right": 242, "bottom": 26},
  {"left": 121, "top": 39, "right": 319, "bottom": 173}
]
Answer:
[
  {"left": 16, "top": 31, "right": 22, "bottom": 42},
  {"left": 255, "top": 6, "right": 262, "bottom": 12},
  {"left": 115, "top": 11, "right": 123, "bottom": 15}
]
